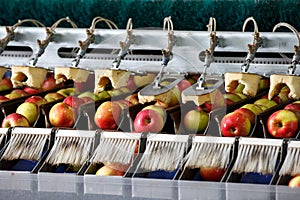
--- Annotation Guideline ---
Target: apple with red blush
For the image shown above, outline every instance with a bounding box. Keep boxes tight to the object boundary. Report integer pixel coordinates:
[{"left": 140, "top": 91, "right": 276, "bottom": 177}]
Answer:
[
  {"left": 220, "top": 111, "right": 251, "bottom": 137},
  {"left": 267, "top": 109, "right": 298, "bottom": 138},
  {"left": 94, "top": 101, "right": 122, "bottom": 130},
  {"left": 200, "top": 167, "right": 226, "bottom": 182},
  {"left": 49, "top": 102, "right": 75, "bottom": 127},
  {"left": 2, "top": 113, "right": 30, "bottom": 128}
]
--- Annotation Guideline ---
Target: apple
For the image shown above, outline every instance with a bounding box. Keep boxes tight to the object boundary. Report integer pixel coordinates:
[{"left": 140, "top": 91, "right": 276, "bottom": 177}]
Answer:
[
  {"left": 107, "top": 89, "right": 123, "bottom": 97},
  {"left": 176, "top": 79, "right": 192, "bottom": 93},
  {"left": 134, "top": 108, "right": 165, "bottom": 133},
  {"left": 25, "top": 96, "right": 47, "bottom": 106},
  {"left": 223, "top": 93, "right": 242, "bottom": 103},
  {"left": 74, "top": 73, "right": 94, "bottom": 92},
  {"left": 200, "top": 167, "right": 226, "bottom": 182},
  {"left": 289, "top": 175, "right": 300, "bottom": 187},
  {"left": 41, "top": 76, "right": 59, "bottom": 91},
  {"left": 118, "top": 87, "right": 131, "bottom": 94},
  {"left": 220, "top": 112, "right": 251, "bottom": 137},
  {"left": 44, "top": 92, "right": 65, "bottom": 102},
  {"left": 114, "top": 99, "right": 132, "bottom": 110},
  {"left": 234, "top": 107, "right": 256, "bottom": 126},
  {"left": 0, "top": 77, "right": 13, "bottom": 91},
  {"left": 258, "top": 78, "right": 270, "bottom": 91},
  {"left": 2, "top": 113, "right": 30, "bottom": 127},
  {"left": 267, "top": 109, "right": 298, "bottom": 138},
  {"left": 23, "top": 87, "right": 43, "bottom": 95},
  {"left": 184, "top": 109, "right": 209, "bottom": 133},
  {"left": 279, "top": 85, "right": 290, "bottom": 97},
  {"left": 125, "top": 93, "right": 139, "bottom": 105},
  {"left": 16, "top": 102, "right": 39, "bottom": 125},
  {"left": 95, "top": 164, "right": 128, "bottom": 176},
  {"left": 235, "top": 93, "right": 248, "bottom": 99},
  {"left": 49, "top": 102, "right": 75, "bottom": 127},
  {"left": 0, "top": 95, "right": 9, "bottom": 102},
  {"left": 6, "top": 89, "right": 29, "bottom": 99},
  {"left": 57, "top": 88, "right": 79, "bottom": 97},
  {"left": 80, "top": 96, "right": 94, "bottom": 103},
  {"left": 254, "top": 98, "right": 277, "bottom": 109},
  {"left": 284, "top": 102, "right": 300, "bottom": 112},
  {"left": 94, "top": 101, "right": 122, "bottom": 130},
  {"left": 234, "top": 83, "right": 245, "bottom": 94},
  {"left": 63, "top": 96, "right": 85, "bottom": 115},
  {"left": 78, "top": 91, "right": 102, "bottom": 101},
  {"left": 126, "top": 75, "right": 138, "bottom": 91},
  {"left": 241, "top": 104, "right": 263, "bottom": 115},
  {"left": 142, "top": 104, "right": 167, "bottom": 121},
  {"left": 133, "top": 73, "right": 156, "bottom": 88}
]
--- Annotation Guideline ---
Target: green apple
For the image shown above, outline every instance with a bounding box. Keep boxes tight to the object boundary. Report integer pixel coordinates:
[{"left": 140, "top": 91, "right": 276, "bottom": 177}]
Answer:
[
  {"left": 223, "top": 93, "right": 242, "bottom": 102},
  {"left": 107, "top": 89, "right": 123, "bottom": 97},
  {"left": 254, "top": 98, "right": 277, "bottom": 109},
  {"left": 235, "top": 93, "right": 248, "bottom": 99},
  {"left": 241, "top": 104, "right": 263, "bottom": 115},
  {"left": 258, "top": 78, "right": 270, "bottom": 91},
  {"left": 16, "top": 102, "right": 39, "bottom": 125},
  {"left": 234, "top": 83, "right": 245, "bottom": 94},
  {"left": 57, "top": 88, "right": 79, "bottom": 97},
  {"left": 184, "top": 109, "right": 209, "bottom": 133},
  {"left": 78, "top": 91, "right": 102, "bottom": 101},
  {"left": 44, "top": 92, "right": 65, "bottom": 102}
]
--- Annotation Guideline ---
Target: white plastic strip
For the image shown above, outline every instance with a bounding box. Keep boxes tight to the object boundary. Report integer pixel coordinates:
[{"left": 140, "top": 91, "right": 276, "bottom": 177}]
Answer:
[{"left": 55, "top": 129, "right": 96, "bottom": 138}]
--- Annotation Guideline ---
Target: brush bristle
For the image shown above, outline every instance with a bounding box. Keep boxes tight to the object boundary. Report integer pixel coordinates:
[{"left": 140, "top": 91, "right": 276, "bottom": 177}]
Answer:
[
  {"left": 1, "top": 133, "right": 48, "bottom": 161},
  {"left": 0, "top": 134, "right": 5, "bottom": 146},
  {"left": 138, "top": 140, "right": 187, "bottom": 172},
  {"left": 46, "top": 136, "right": 93, "bottom": 166},
  {"left": 184, "top": 142, "right": 232, "bottom": 170},
  {"left": 232, "top": 144, "right": 280, "bottom": 174},
  {"left": 90, "top": 137, "right": 137, "bottom": 165},
  {"left": 279, "top": 147, "right": 300, "bottom": 176}
]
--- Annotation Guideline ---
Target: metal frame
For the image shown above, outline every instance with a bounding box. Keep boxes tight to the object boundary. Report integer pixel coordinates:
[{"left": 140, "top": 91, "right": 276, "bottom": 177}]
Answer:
[{"left": 0, "top": 26, "right": 298, "bottom": 76}]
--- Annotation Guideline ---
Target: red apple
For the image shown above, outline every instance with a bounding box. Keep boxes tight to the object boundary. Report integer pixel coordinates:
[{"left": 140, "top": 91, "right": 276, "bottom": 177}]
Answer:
[
  {"left": 16, "top": 102, "right": 39, "bottom": 125},
  {"left": 267, "top": 109, "right": 298, "bottom": 138},
  {"left": 176, "top": 79, "right": 192, "bottom": 93},
  {"left": 142, "top": 104, "right": 167, "bottom": 121},
  {"left": 0, "top": 95, "right": 9, "bottom": 102},
  {"left": 134, "top": 109, "right": 165, "bottom": 133},
  {"left": 184, "top": 109, "right": 209, "bottom": 133},
  {"left": 2, "top": 113, "right": 30, "bottom": 127},
  {"left": 49, "top": 102, "right": 75, "bottom": 127},
  {"left": 200, "top": 167, "right": 226, "bottom": 182},
  {"left": 284, "top": 102, "right": 300, "bottom": 112},
  {"left": 289, "top": 175, "right": 300, "bottom": 187},
  {"left": 220, "top": 112, "right": 251, "bottom": 137},
  {"left": 74, "top": 73, "right": 94, "bottom": 92},
  {"left": 234, "top": 107, "right": 256, "bottom": 126},
  {"left": 23, "top": 87, "right": 43, "bottom": 95},
  {"left": 41, "top": 76, "right": 58, "bottom": 91},
  {"left": 63, "top": 96, "right": 85, "bottom": 115},
  {"left": 25, "top": 96, "right": 47, "bottom": 106},
  {"left": 126, "top": 75, "right": 138, "bottom": 91},
  {"left": 94, "top": 101, "right": 122, "bottom": 130}
]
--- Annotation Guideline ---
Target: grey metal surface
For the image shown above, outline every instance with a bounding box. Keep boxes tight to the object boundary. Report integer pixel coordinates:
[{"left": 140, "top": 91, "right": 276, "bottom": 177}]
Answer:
[{"left": 0, "top": 26, "right": 299, "bottom": 76}]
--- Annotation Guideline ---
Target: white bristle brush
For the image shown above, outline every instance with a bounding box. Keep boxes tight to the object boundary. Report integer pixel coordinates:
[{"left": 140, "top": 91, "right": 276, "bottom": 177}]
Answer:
[
  {"left": 183, "top": 136, "right": 236, "bottom": 170},
  {"left": 232, "top": 137, "right": 283, "bottom": 174},
  {"left": 136, "top": 134, "right": 189, "bottom": 172},
  {"left": 45, "top": 129, "right": 98, "bottom": 166},
  {"left": 1, "top": 127, "right": 52, "bottom": 161},
  {"left": 0, "top": 128, "right": 9, "bottom": 147},
  {"left": 279, "top": 140, "right": 300, "bottom": 176},
  {"left": 90, "top": 131, "right": 141, "bottom": 165}
]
